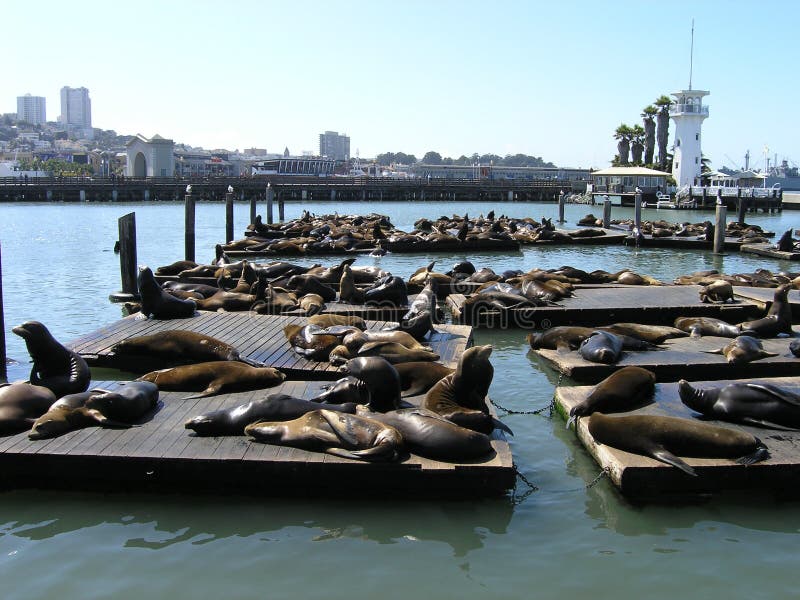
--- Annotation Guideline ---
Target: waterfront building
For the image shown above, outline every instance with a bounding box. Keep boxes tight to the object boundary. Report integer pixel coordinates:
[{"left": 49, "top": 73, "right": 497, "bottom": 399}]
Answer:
[
  {"left": 16, "top": 94, "right": 46, "bottom": 126},
  {"left": 251, "top": 158, "right": 336, "bottom": 176},
  {"left": 59, "top": 86, "right": 93, "bottom": 139},
  {"left": 409, "top": 163, "right": 590, "bottom": 181},
  {"left": 589, "top": 166, "right": 671, "bottom": 204},
  {"left": 319, "top": 131, "right": 350, "bottom": 161},
  {"left": 670, "top": 89, "right": 708, "bottom": 188},
  {"left": 126, "top": 134, "right": 175, "bottom": 177}
]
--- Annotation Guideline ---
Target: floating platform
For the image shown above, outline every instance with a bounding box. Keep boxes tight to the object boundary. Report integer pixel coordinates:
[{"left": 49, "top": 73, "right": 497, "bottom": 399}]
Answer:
[
  {"left": 733, "top": 287, "right": 800, "bottom": 319},
  {"left": 740, "top": 243, "right": 800, "bottom": 261},
  {"left": 532, "top": 330, "right": 800, "bottom": 383},
  {"left": 67, "top": 311, "right": 472, "bottom": 379},
  {"left": 0, "top": 379, "right": 514, "bottom": 496},
  {"left": 447, "top": 285, "right": 761, "bottom": 328},
  {"left": 626, "top": 235, "right": 745, "bottom": 250},
  {"left": 522, "top": 229, "right": 628, "bottom": 246},
  {"left": 555, "top": 376, "right": 800, "bottom": 497}
]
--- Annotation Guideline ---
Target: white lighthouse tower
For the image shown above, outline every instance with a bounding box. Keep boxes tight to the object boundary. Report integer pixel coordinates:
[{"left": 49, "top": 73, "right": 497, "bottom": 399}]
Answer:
[{"left": 670, "top": 89, "right": 709, "bottom": 188}]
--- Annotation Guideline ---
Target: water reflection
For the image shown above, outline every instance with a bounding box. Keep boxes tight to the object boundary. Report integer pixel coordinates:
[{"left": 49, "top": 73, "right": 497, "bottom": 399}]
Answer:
[{"left": 0, "top": 491, "right": 513, "bottom": 558}]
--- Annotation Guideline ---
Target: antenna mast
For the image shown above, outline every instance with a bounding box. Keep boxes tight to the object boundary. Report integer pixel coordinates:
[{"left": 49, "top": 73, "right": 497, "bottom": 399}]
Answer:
[{"left": 689, "top": 19, "right": 694, "bottom": 90}]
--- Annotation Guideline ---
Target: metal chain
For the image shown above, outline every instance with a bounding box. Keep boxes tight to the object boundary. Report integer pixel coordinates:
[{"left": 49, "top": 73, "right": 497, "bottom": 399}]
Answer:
[
  {"left": 585, "top": 467, "right": 611, "bottom": 489},
  {"left": 491, "top": 373, "right": 563, "bottom": 417},
  {"left": 510, "top": 461, "right": 538, "bottom": 505}
]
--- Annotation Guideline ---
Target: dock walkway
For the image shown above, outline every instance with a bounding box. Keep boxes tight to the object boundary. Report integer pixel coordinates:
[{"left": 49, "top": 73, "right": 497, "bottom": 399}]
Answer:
[
  {"left": 0, "top": 380, "right": 514, "bottom": 495},
  {"left": 555, "top": 376, "right": 800, "bottom": 497},
  {"left": 67, "top": 311, "right": 472, "bottom": 378}
]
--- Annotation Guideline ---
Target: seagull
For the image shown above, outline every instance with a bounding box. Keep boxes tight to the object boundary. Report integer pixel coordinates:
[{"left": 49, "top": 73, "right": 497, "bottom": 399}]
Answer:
[
  {"left": 186, "top": 184, "right": 192, "bottom": 194},
  {"left": 227, "top": 185, "right": 234, "bottom": 193}
]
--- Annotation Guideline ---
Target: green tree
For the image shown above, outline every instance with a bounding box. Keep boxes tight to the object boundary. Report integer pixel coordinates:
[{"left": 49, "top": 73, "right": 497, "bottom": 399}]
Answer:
[
  {"left": 614, "top": 124, "right": 633, "bottom": 165},
  {"left": 422, "top": 151, "right": 443, "bottom": 165},
  {"left": 630, "top": 125, "right": 645, "bottom": 165},
  {"left": 641, "top": 105, "right": 657, "bottom": 165},
  {"left": 654, "top": 95, "right": 673, "bottom": 169}
]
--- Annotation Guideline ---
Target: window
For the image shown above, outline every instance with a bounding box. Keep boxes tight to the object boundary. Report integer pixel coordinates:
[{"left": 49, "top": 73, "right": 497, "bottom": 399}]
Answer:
[
  {"left": 695, "top": 157, "right": 698, "bottom": 164},
  {"left": 676, "top": 138, "right": 681, "bottom": 147},
  {"left": 696, "top": 133, "right": 699, "bottom": 140}
]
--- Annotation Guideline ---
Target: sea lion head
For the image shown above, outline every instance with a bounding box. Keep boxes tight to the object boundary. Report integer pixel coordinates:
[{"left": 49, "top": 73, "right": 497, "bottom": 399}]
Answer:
[
  {"left": 677, "top": 379, "right": 717, "bottom": 414},
  {"left": 12, "top": 320, "right": 59, "bottom": 358}
]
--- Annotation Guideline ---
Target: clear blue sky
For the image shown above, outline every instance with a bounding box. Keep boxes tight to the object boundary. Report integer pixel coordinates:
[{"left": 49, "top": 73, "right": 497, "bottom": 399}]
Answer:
[{"left": 5, "top": 0, "right": 798, "bottom": 171}]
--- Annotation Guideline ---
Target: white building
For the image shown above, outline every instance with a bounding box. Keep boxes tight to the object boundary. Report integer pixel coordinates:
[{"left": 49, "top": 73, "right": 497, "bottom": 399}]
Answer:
[
  {"left": 670, "top": 89, "right": 708, "bottom": 188},
  {"left": 59, "top": 86, "right": 93, "bottom": 139},
  {"left": 16, "top": 94, "right": 46, "bottom": 125},
  {"left": 126, "top": 134, "right": 175, "bottom": 177}
]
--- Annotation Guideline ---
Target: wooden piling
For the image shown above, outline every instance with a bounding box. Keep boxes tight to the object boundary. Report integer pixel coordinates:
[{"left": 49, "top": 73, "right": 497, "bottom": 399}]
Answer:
[
  {"left": 0, "top": 242, "right": 6, "bottom": 383},
  {"left": 185, "top": 193, "right": 195, "bottom": 262},
  {"left": 266, "top": 185, "right": 274, "bottom": 224},
  {"left": 558, "top": 190, "right": 565, "bottom": 223},
  {"left": 603, "top": 198, "right": 612, "bottom": 228},
  {"left": 634, "top": 190, "right": 642, "bottom": 240},
  {"left": 109, "top": 212, "right": 139, "bottom": 303},
  {"left": 279, "top": 196, "right": 285, "bottom": 222},
  {"left": 713, "top": 203, "right": 727, "bottom": 254},
  {"left": 225, "top": 192, "right": 234, "bottom": 243},
  {"left": 249, "top": 194, "right": 256, "bottom": 225},
  {"left": 737, "top": 192, "right": 747, "bottom": 224}
]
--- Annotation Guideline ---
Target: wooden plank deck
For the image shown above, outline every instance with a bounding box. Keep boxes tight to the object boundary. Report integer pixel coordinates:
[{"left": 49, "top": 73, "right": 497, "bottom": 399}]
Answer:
[
  {"left": 66, "top": 311, "right": 473, "bottom": 379},
  {"left": 632, "top": 235, "right": 744, "bottom": 250},
  {"left": 533, "top": 329, "right": 800, "bottom": 383},
  {"left": 447, "top": 284, "right": 761, "bottom": 328},
  {"left": 740, "top": 243, "right": 800, "bottom": 261},
  {"left": 0, "top": 380, "right": 514, "bottom": 496},
  {"left": 555, "top": 376, "right": 800, "bottom": 497},
  {"left": 733, "top": 287, "right": 800, "bottom": 319}
]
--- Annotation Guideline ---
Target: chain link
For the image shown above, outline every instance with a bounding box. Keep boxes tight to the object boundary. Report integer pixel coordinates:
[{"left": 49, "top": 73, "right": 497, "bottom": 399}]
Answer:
[
  {"left": 585, "top": 467, "right": 611, "bottom": 489},
  {"left": 510, "top": 461, "right": 538, "bottom": 505},
  {"left": 491, "top": 373, "right": 563, "bottom": 417}
]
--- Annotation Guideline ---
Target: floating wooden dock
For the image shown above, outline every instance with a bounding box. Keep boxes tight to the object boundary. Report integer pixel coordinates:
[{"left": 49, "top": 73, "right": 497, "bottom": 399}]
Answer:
[
  {"left": 533, "top": 330, "right": 800, "bottom": 383},
  {"left": 732, "top": 287, "right": 800, "bottom": 319},
  {"left": 0, "top": 379, "right": 514, "bottom": 496},
  {"left": 740, "top": 243, "right": 800, "bottom": 261},
  {"left": 630, "top": 234, "right": 745, "bottom": 250},
  {"left": 67, "top": 311, "right": 472, "bottom": 378},
  {"left": 555, "top": 376, "right": 800, "bottom": 497},
  {"left": 447, "top": 285, "right": 761, "bottom": 328}
]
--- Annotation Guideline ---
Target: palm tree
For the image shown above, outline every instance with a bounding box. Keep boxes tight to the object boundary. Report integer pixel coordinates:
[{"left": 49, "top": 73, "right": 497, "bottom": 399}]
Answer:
[
  {"left": 614, "top": 124, "right": 633, "bottom": 165},
  {"left": 641, "top": 105, "right": 657, "bottom": 165},
  {"left": 654, "top": 95, "right": 673, "bottom": 170},
  {"left": 630, "top": 125, "right": 645, "bottom": 165}
]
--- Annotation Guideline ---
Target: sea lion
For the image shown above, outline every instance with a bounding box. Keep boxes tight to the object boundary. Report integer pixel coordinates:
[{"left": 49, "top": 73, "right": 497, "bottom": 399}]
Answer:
[
  {"left": 83, "top": 381, "right": 159, "bottom": 423},
  {"left": 790, "top": 338, "right": 800, "bottom": 358},
  {"left": 422, "top": 345, "right": 511, "bottom": 435},
  {"left": 138, "top": 362, "right": 285, "bottom": 399},
  {"left": 285, "top": 275, "right": 337, "bottom": 302},
  {"left": 776, "top": 229, "right": 794, "bottom": 252},
  {"left": 587, "top": 412, "right": 769, "bottom": 476},
  {"left": 578, "top": 331, "right": 624, "bottom": 364},
  {"left": 704, "top": 335, "right": 778, "bottom": 365},
  {"left": 527, "top": 326, "right": 659, "bottom": 353},
  {"left": 600, "top": 323, "right": 688, "bottom": 344},
  {"left": 766, "top": 283, "right": 794, "bottom": 328},
  {"left": 137, "top": 266, "right": 196, "bottom": 319},
  {"left": 29, "top": 392, "right": 104, "bottom": 439},
  {"left": 299, "top": 293, "right": 325, "bottom": 316},
  {"left": 318, "top": 326, "right": 439, "bottom": 365},
  {"left": 364, "top": 275, "right": 408, "bottom": 306},
  {"left": 674, "top": 316, "right": 741, "bottom": 338},
  {"left": 12, "top": 321, "right": 91, "bottom": 398},
  {"left": 306, "top": 258, "right": 357, "bottom": 284},
  {"left": 699, "top": 280, "right": 735, "bottom": 304},
  {"left": 357, "top": 407, "right": 493, "bottom": 462},
  {"left": 284, "top": 324, "right": 342, "bottom": 361},
  {"left": 679, "top": 379, "right": 800, "bottom": 430},
  {"left": 340, "top": 356, "right": 402, "bottom": 413},
  {"left": 393, "top": 279, "right": 437, "bottom": 342},
  {"left": 0, "top": 382, "right": 57, "bottom": 435},
  {"left": 312, "top": 377, "right": 371, "bottom": 405},
  {"left": 736, "top": 315, "right": 789, "bottom": 338},
  {"left": 339, "top": 263, "right": 366, "bottom": 304},
  {"left": 161, "top": 281, "right": 220, "bottom": 298},
  {"left": 111, "top": 330, "right": 263, "bottom": 367},
  {"left": 245, "top": 409, "right": 403, "bottom": 461},
  {"left": 155, "top": 260, "right": 200, "bottom": 276},
  {"left": 307, "top": 314, "right": 367, "bottom": 330},
  {"left": 185, "top": 393, "right": 358, "bottom": 436},
  {"left": 394, "top": 362, "right": 454, "bottom": 397},
  {"left": 566, "top": 366, "right": 656, "bottom": 428}
]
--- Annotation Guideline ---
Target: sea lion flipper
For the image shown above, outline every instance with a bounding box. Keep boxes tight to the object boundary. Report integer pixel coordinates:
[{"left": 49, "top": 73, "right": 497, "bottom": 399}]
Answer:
[
  {"left": 358, "top": 341, "right": 392, "bottom": 354},
  {"left": 737, "top": 416, "right": 800, "bottom": 431},
  {"left": 182, "top": 384, "right": 222, "bottom": 400},
  {"left": 78, "top": 407, "right": 132, "bottom": 429},
  {"left": 745, "top": 383, "right": 800, "bottom": 407},
  {"left": 702, "top": 348, "right": 725, "bottom": 355},
  {"left": 237, "top": 355, "right": 265, "bottom": 368},
  {"left": 555, "top": 341, "right": 571, "bottom": 354},
  {"left": 736, "top": 443, "right": 770, "bottom": 465},
  {"left": 492, "top": 417, "right": 514, "bottom": 436},
  {"left": 649, "top": 447, "right": 697, "bottom": 476},
  {"left": 758, "top": 351, "right": 780, "bottom": 360},
  {"left": 319, "top": 411, "right": 361, "bottom": 446}
]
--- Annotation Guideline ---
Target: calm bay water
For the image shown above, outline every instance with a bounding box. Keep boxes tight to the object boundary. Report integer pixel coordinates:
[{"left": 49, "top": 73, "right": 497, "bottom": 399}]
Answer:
[{"left": 0, "top": 200, "right": 799, "bottom": 599}]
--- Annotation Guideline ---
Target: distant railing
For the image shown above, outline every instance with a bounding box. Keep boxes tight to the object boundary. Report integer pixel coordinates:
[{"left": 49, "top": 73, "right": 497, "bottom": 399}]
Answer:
[{"left": 670, "top": 104, "right": 709, "bottom": 115}]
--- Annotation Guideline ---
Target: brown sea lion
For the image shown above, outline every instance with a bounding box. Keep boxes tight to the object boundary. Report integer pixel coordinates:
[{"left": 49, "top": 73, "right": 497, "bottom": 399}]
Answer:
[
  {"left": 0, "top": 382, "right": 57, "bottom": 435},
  {"left": 299, "top": 293, "right": 325, "bottom": 316},
  {"left": 422, "top": 345, "right": 511, "bottom": 435},
  {"left": 339, "top": 263, "right": 366, "bottom": 304},
  {"left": 137, "top": 266, "right": 197, "bottom": 319},
  {"left": 312, "top": 377, "right": 371, "bottom": 405},
  {"left": 245, "top": 409, "right": 403, "bottom": 461},
  {"left": 12, "top": 321, "right": 91, "bottom": 398},
  {"left": 284, "top": 324, "right": 341, "bottom": 361},
  {"left": 138, "top": 361, "right": 285, "bottom": 399},
  {"left": 357, "top": 407, "right": 493, "bottom": 461},
  {"left": 566, "top": 366, "right": 656, "bottom": 428},
  {"left": 674, "top": 317, "right": 741, "bottom": 338},
  {"left": 185, "top": 393, "right": 358, "bottom": 436},
  {"left": 527, "top": 326, "right": 660, "bottom": 353},
  {"left": 307, "top": 314, "right": 367, "bottom": 329},
  {"left": 703, "top": 335, "right": 778, "bottom": 365},
  {"left": 699, "top": 280, "right": 735, "bottom": 303},
  {"left": 111, "top": 330, "right": 263, "bottom": 367},
  {"left": 587, "top": 412, "right": 769, "bottom": 476},
  {"left": 394, "top": 362, "right": 454, "bottom": 397},
  {"left": 600, "top": 323, "right": 688, "bottom": 344},
  {"left": 340, "top": 356, "right": 402, "bottom": 413}
]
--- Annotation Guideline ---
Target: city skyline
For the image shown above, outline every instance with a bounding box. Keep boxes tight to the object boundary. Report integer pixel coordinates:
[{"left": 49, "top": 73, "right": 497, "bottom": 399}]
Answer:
[{"left": 4, "top": 0, "right": 798, "bottom": 171}]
